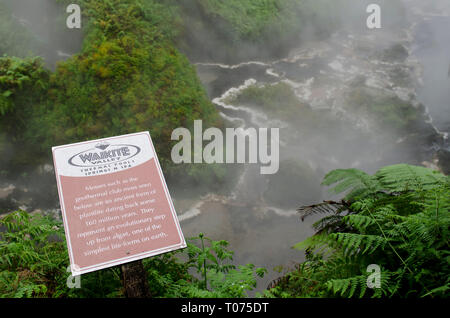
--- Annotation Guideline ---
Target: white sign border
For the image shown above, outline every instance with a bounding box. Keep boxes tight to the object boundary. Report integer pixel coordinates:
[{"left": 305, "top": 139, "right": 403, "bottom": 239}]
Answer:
[{"left": 52, "top": 131, "right": 186, "bottom": 276}]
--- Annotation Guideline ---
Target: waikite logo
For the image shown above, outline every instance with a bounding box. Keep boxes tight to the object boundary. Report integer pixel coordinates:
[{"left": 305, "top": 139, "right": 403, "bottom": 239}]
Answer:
[{"left": 68, "top": 142, "right": 141, "bottom": 167}]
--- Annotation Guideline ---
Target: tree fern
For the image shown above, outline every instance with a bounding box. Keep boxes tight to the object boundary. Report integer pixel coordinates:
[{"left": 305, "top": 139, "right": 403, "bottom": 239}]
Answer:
[
  {"left": 375, "top": 164, "right": 447, "bottom": 192},
  {"left": 297, "top": 200, "right": 349, "bottom": 221},
  {"left": 326, "top": 275, "right": 366, "bottom": 298},
  {"left": 282, "top": 164, "right": 450, "bottom": 298},
  {"left": 322, "top": 168, "right": 380, "bottom": 200},
  {"left": 342, "top": 214, "right": 375, "bottom": 232},
  {"left": 329, "top": 232, "right": 387, "bottom": 257}
]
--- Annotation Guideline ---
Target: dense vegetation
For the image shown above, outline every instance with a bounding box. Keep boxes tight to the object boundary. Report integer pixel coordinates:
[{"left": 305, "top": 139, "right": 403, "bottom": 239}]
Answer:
[
  {"left": 266, "top": 164, "right": 449, "bottom": 298},
  {"left": 0, "top": 57, "right": 50, "bottom": 167},
  {"left": 0, "top": 0, "right": 220, "bottom": 179},
  {"left": 1, "top": 163, "right": 447, "bottom": 298},
  {"left": 168, "top": 0, "right": 407, "bottom": 62},
  {"left": 3, "top": 0, "right": 348, "bottom": 171},
  {"left": 226, "top": 82, "right": 312, "bottom": 120},
  {"left": 225, "top": 82, "right": 343, "bottom": 133},
  {"left": 1, "top": 0, "right": 448, "bottom": 299},
  {"left": 170, "top": 0, "right": 347, "bottom": 62},
  {"left": 0, "top": 211, "right": 266, "bottom": 298},
  {"left": 182, "top": 0, "right": 336, "bottom": 42},
  {"left": 345, "top": 86, "right": 427, "bottom": 134}
]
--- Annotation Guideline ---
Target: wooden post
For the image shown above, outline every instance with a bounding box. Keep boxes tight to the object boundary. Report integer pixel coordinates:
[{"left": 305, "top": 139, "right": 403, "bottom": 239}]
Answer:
[{"left": 121, "top": 260, "right": 151, "bottom": 298}]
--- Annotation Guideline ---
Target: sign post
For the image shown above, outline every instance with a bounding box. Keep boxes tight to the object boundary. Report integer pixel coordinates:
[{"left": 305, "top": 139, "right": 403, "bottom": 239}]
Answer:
[
  {"left": 121, "top": 260, "right": 151, "bottom": 298},
  {"left": 52, "top": 132, "right": 186, "bottom": 296}
]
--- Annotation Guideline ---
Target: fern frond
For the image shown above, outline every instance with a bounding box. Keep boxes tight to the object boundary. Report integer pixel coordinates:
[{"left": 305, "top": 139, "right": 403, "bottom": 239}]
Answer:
[
  {"left": 375, "top": 164, "right": 447, "bottom": 192},
  {"left": 288, "top": 164, "right": 449, "bottom": 298},
  {"left": 330, "top": 233, "right": 387, "bottom": 256},
  {"left": 343, "top": 214, "right": 375, "bottom": 232},
  {"left": 298, "top": 200, "right": 349, "bottom": 220},
  {"left": 312, "top": 214, "right": 346, "bottom": 234},
  {"left": 322, "top": 169, "right": 381, "bottom": 200},
  {"left": 293, "top": 232, "right": 332, "bottom": 255},
  {"left": 326, "top": 275, "right": 366, "bottom": 297},
  {"left": 421, "top": 283, "right": 450, "bottom": 297}
]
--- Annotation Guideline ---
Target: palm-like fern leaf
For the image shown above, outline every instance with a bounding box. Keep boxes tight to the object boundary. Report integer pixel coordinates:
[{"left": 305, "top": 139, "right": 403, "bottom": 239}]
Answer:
[
  {"left": 297, "top": 200, "right": 349, "bottom": 221},
  {"left": 322, "top": 168, "right": 381, "bottom": 200},
  {"left": 375, "top": 164, "right": 447, "bottom": 192}
]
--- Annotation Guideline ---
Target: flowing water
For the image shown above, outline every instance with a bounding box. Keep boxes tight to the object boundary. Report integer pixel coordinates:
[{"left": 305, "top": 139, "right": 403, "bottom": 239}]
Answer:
[
  {"left": 1, "top": 0, "right": 449, "bottom": 292},
  {"left": 179, "top": 3, "right": 450, "bottom": 290},
  {"left": 412, "top": 15, "right": 450, "bottom": 138}
]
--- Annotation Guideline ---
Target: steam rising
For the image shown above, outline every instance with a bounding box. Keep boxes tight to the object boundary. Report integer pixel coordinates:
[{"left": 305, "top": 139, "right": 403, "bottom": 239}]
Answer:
[
  {"left": 1, "top": 0, "right": 83, "bottom": 68},
  {"left": 1, "top": 0, "right": 449, "bottom": 292}
]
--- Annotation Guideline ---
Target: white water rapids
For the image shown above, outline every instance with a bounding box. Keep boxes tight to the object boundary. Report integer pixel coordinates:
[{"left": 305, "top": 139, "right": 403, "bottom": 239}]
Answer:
[{"left": 176, "top": 3, "right": 450, "bottom": 291}]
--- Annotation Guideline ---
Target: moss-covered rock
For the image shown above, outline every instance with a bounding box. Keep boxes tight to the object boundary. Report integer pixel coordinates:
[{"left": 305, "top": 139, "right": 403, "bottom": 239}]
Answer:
[
  {"left": 1, "top": 0, "right": 221, "bottom": 174},
  {"left": 226, "top": 82, "right": 318, "bottom": 123},
  {"left": 344, "top": 87, "right": 425, "bottom": 133},
  {"left": 170, "top": 0, "right": 347, "bottom": 62}
]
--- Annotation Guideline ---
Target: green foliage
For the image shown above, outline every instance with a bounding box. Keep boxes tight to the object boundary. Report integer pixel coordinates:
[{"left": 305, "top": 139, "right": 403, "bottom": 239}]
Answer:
[
  {"left": 323, "top": 164, "right": 447, "bottom": 201},
  {"left": 1, "top": 0, "right": 220, "bottom": 175},
  {"left": 0, "top": 211, "right": 265, "bottom": 298},
  {"left": 185, "top": 0, "right": 350, "bottom": 44},
  {"left": 226, "top": 82, "right": 345, "bottom": 138},
  {"left": 183, "top": 163, "right": 228, "bottom": 189},
  {"left": 181, "top": 233, "right": 267, "bottom": 298},
  {"left": 196, "top": 0, "right": 302, "bottom": 41},
  {"left": 0, "top": 56, "right": 49, "bottom": 119},
  {"left": 0, "top": 211, "right": 68, "bottom": 297},
  {"left": 345, "top": 87, "right": 424, "bottom": 133},
  {"left": 41, "top": 0, "right": 218, "bottom": 164},
  {"left": 270, "top": 164, "right": 450, "bottom": 298},
  {"left": 322, "top": 168, "right": 380, "bottom": 201},
  {"left": 166, "top": 0, "right": 359, "bottom": 62},
  {"left": 183, "top": 0, "right": 407, "bottom": 47},
  {"left": 227, "top": 82, "right": 312, "bottom": 119},
  {"left": 375, "top": 164, "right": 448, "bottom": 192},
  {"left": 0, "top": 56, "right": 50, "bottom": 169}
]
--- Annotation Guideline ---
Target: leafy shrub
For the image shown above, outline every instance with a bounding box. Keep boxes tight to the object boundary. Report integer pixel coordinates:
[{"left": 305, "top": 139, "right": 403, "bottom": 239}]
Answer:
[
  {"left": 0, "top": 211, "right": 265, "bottom": 298},
  {"left": 1, "top": 0, "right": 220, "bottom": 175},
  {"left": 183, "top": 233, "right": 267, "bottom": 297},
  {"left": 267, "top": 164, "right": 450, "bottom": 298},
  {"left": 0, "top": 211, "right": 69, "bottom": 297},
  {"left": 0, "top": 56, "right": 49, "bottom": 128},
  {"left": 345, "top": 87, "right": 424, "bottom": 133}
]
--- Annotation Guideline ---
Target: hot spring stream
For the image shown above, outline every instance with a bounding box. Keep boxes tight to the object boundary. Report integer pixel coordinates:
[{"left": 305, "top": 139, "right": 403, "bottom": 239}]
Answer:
[
  {"left": 1, "top": 0, "right": 449, "bottom": 292},
  {"left": 179, "top": 5, "right": 450, "bottom": 290}
]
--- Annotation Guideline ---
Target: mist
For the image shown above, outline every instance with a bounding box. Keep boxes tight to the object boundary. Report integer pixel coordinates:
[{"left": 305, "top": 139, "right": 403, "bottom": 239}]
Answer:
[
  {"left": 1, "top": 0, "right": 83, "bottom": 69},
  {"left": 1, "top": 0, "right": 449, "bottom": 293},
  {"left": 183, "top": 0, "right": 450, "bottom": 290},
  {"left": 0, "top": 0, "right": 84, "bottom": 215}
]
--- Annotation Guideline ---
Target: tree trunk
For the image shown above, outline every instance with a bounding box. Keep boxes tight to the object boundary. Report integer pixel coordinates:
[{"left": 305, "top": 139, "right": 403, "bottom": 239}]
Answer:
[{"left": 121, "top": 260, "right": 151, "bottom": 298}]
